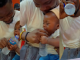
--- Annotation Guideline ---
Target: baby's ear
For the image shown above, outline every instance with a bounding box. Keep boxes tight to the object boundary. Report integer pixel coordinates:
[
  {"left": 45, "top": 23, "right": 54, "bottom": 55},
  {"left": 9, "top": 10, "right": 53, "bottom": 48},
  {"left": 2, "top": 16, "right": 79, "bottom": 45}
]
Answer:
[{"left": 56, "top": 24, "right": 59, "bottom": 29}]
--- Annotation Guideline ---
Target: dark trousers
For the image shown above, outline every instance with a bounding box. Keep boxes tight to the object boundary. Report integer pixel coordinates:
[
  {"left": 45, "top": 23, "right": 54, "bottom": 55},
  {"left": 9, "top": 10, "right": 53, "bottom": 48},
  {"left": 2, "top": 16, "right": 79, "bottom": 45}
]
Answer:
[
  {"left": 0, "top": 49, "right": 16, "bottom": 60},
  {"left": 61, "top": 48, "right": 80, "bottom": 60},
  {"left": 20, "top": 44, "right": 40, "bottom": 60}
]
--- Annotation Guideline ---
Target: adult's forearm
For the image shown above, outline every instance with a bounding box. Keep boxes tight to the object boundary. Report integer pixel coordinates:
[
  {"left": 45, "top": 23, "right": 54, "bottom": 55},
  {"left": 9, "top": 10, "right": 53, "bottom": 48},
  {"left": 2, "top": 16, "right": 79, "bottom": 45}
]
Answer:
[{"left": 21, "top": 32, "right": 26, "bottom": 40}]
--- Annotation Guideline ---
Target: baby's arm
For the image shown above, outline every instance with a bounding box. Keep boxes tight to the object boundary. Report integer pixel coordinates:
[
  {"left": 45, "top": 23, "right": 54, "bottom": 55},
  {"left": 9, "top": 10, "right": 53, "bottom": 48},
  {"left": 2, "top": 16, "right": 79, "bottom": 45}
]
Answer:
[
  {"left": 40, "top": 36, "right": 59, "bottom": 47},
  {"left": 15, "top": 46, "right": 20, "bottom": 55},
  {"left": 40, "top": 36, "right": 59, "bottom": 54},
  {"left": 10, "top": 45, "right": 20, "bottom": 54}
]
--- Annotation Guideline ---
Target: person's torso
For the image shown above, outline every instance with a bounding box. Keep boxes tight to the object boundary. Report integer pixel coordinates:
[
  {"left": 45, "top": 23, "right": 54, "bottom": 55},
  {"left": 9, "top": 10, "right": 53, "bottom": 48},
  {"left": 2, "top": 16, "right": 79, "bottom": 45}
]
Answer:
[
  {"left": 60, "top": 16, "right": 80, "bottom": 48},
  {"left": 0, "top": 10, "right": 20, "bottom": 39},
  {"left": 20, "top": 0, "right": 44, "bottom": 32},
  {"left": 21, "top": 0, "right": 59, "bottom": 54}
]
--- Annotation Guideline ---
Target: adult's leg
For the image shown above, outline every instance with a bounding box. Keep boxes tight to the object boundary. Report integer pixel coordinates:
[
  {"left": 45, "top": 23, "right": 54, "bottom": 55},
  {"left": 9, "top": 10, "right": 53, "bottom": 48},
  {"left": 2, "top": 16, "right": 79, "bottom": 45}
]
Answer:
[
  {"left": 77, "top": 48, "right": 80, "bottom": 58},
  {"left": 20, "top": 44, "right": 40, "bottom": 60},
  {"left": 0, "top": 49, "right": 8, "bottom": 60},
  {"left": 61, "top": 48, "right": 79, "bottom": 60},
  {"left": 0, "top": 48, "right": 16, "bottom": 60},
  {"left": 7, "top": 51, "right": 16, "bottom": 60},
  {"left": 24, "top": 45, "right": 40, "bottom": 60}
]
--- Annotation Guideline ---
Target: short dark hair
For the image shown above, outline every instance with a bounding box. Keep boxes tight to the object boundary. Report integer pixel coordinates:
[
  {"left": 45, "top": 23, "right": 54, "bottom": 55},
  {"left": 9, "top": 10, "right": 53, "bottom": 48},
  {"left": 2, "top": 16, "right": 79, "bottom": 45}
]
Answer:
[
  {"left": 0, "top": 0, "right": 12, "bottom": 7},
  {"left": 14, "top": 3, "right": 20, "bottom": 9}
]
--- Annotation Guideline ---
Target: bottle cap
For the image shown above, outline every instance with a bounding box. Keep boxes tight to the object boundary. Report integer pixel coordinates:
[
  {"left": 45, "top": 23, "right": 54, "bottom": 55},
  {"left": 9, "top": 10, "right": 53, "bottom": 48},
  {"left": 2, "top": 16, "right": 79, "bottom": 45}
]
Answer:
[
  {"left": 64, "top": 3, "right": 75, "bottom": 15},
  {"left": 15, "top": 35, "right": 19, "bottom": 39}
]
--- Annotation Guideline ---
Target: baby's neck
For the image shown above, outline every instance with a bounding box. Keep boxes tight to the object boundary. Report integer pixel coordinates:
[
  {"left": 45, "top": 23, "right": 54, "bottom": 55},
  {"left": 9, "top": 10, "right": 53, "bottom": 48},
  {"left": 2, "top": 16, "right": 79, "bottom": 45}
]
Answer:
[{"left": 48, "top": 32, "right": 53, "bottom": 37}]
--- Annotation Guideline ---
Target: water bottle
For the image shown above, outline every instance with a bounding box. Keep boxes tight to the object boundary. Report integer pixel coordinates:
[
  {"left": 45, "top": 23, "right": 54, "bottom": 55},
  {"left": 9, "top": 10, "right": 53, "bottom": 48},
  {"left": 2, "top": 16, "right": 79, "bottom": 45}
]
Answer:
[
  {"left": 2, "top": 47, "right": 10, "bottom": 55},
  {"left": 64, "top": 3, "right": 75, "bottom": 15},
  {"left": 9, "top": 35, "right": 19, "bottom": 45},
  {"left": 39, "top": 43, "right": 48, "bottom": 56},
  {"left": 2, "top": 35, "right": 19, "bottom": 55}
]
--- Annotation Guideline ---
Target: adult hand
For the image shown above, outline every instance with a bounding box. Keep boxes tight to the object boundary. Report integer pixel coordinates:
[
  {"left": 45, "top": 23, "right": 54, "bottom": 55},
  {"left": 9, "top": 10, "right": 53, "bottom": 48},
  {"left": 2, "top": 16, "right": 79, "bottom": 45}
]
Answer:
[
  {"left": 0, "top": 38, "right": 8, "bottom": 49},
  {"left": 26, "top": 29, "right": 48, "bottom": 43},
  {"left": 60, "top": 0, "right": 68, "bottom": 19}
]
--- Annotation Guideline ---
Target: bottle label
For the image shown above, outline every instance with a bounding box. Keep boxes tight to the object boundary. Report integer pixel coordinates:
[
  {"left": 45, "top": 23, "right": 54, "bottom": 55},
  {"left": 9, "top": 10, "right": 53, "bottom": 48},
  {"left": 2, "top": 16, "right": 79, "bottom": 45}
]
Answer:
[{"left": 9, "top": 38, "right": 16, "bottom": 45}]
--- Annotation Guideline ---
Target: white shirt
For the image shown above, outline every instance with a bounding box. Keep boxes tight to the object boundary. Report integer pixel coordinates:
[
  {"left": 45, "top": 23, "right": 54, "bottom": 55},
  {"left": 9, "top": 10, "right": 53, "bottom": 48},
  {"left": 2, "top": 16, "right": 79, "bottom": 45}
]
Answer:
[
  {"left": 60, "top": 16, "right": 80, "bottom": 48},
  {"left": 0, "top": 10, "right": 20, "bottom": 39},
  {"left": 20, "top": 0, "right": 43, "bottom": 48},
  {"left": 48, "top": 29, "right": 59, "bottom": 54},
  {"left": 0, "top": 10, "right": 20, "bottom": 54},
  {"left": 20, "top": 0, "right": 59, "bottom": 54},
  {"left": 20, "top": 0, "right": 43, "bottom": 32}
]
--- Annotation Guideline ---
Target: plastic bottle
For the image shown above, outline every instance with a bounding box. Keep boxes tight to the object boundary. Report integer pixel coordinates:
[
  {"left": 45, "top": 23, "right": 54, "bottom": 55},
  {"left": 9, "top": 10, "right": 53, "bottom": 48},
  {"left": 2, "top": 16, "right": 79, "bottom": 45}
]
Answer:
[
  {"left": 39, "top": 43, "right": 48, "bottom": 56},
  {"left": 2, "top": 47, "right": 10, "bottom": 55},
  {"left": 2, "top": 35, "right": 19, "bottom": 55},
  {"left": 9, "top": 35, "right": 19, "bottom": 45},
  {"left": 64, "top": 3, "right": 75, "bottom": 15}
]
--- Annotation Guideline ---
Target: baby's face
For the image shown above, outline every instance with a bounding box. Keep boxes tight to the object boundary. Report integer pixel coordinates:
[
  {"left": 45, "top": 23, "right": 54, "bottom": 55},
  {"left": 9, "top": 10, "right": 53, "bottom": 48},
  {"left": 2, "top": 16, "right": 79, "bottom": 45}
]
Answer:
[
  {"left": 14, "top": 21, "right": 20, "bottom": 40},
  {"left": 43, "top": 12, "right": 59, "bottom": 36}
]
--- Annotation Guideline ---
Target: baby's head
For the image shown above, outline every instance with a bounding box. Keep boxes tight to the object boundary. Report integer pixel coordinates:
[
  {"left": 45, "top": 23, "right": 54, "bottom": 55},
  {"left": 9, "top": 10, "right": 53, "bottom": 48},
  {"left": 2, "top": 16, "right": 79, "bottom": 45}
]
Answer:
[
  {"left": 43, "top": 11, "right": 59, "bottom": 36},
  {"left": 14, "top": 21, "right": 20, "bottom": 40}
]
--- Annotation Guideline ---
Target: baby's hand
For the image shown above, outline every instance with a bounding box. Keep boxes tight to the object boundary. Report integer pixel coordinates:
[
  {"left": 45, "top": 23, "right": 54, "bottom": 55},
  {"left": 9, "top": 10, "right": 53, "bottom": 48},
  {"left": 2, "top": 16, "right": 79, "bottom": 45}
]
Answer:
[
  {"left": 10, "top": 44, "right": 18, "bottom": 51},
  {"left": 9, "top": 44, "right": 18, "bottom": 51},
  {"left": 40, "top": 36, "right": 48, "bottom": 44},
  {"left": 7, "top": 41, "right": 18, "bottom": 51}
]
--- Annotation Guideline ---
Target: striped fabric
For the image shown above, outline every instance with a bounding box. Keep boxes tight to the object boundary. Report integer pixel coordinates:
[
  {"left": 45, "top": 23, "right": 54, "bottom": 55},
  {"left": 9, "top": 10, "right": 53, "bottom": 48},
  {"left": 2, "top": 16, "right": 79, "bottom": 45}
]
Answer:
[
  {"left": 61, "top": 48, "right": 80, "bottom": 60},
  {"left": 20, "top": 44, "right": 40, "bottom": 60}
]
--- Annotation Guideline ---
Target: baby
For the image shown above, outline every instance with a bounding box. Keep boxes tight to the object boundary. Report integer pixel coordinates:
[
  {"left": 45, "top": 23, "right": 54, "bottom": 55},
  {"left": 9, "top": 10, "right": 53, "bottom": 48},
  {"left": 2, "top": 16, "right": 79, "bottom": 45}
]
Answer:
[
  {"left": 39, "top": 8, "right": 59, "bottom": 60},
  {"left": 8, "top": 21, "right": 20, "bottom": 60}
]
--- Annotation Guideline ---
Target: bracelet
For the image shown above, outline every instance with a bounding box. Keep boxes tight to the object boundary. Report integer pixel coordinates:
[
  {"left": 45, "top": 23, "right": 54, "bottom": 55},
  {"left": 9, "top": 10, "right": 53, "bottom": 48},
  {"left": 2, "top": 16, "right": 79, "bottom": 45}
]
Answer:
[
  {"left": 20, "top": 31, "right": 26, "bottom": 40},
  {"left": 25, "top": 32, "right": 29, "bottom": 42}
]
